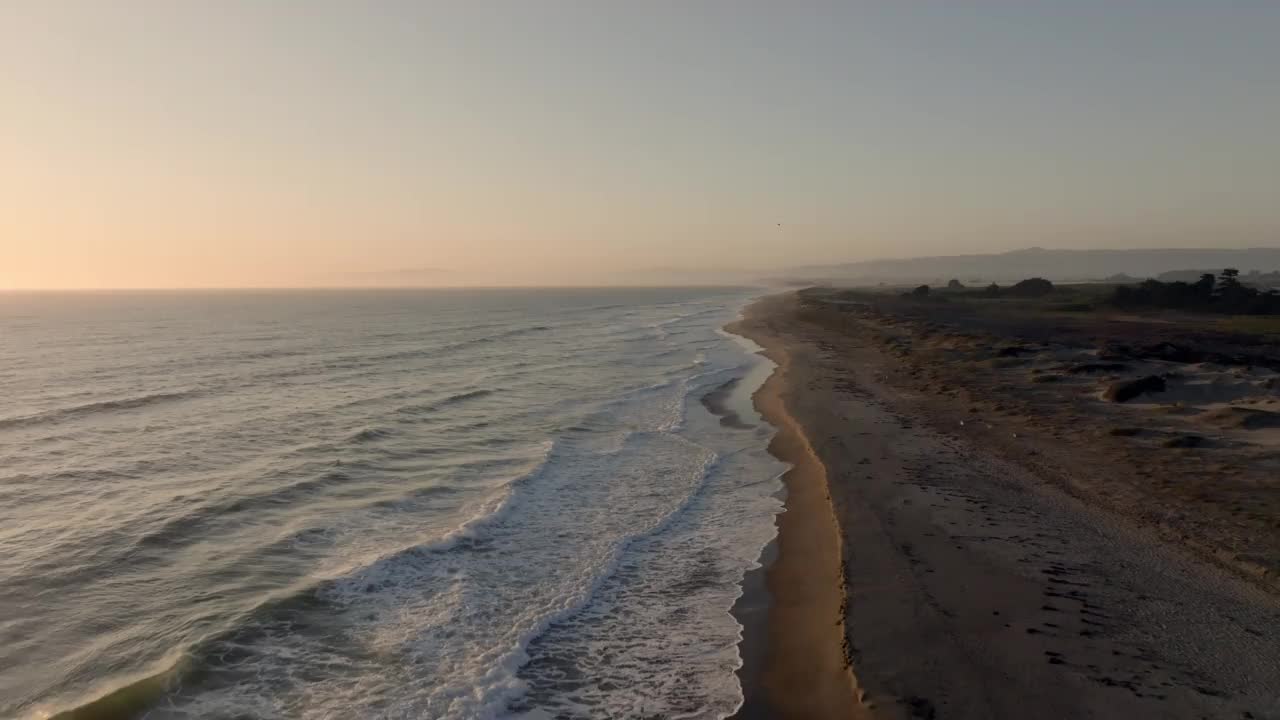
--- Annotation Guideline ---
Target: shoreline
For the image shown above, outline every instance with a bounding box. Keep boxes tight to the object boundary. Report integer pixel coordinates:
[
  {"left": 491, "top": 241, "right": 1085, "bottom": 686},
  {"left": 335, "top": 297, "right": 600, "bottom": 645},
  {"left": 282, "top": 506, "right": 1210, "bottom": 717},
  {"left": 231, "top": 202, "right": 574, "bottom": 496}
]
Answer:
[
  {"left": 725, "top": 309, "right": 866, "bottom": 720},
  {"left": 729, "top": 290, "right": 1280, "bottom": 719}
]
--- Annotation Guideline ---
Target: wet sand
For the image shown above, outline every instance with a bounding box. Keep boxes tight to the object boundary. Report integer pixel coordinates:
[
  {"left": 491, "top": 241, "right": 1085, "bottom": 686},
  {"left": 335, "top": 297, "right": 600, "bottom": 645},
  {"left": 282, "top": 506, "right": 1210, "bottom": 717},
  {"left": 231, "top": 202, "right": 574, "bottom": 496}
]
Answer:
[
  {"left": 719, "top": 331, "right": 866, "bottom": 720},
  {"left": 729, "top": 292, "right": 1280, "bottom": 720}
]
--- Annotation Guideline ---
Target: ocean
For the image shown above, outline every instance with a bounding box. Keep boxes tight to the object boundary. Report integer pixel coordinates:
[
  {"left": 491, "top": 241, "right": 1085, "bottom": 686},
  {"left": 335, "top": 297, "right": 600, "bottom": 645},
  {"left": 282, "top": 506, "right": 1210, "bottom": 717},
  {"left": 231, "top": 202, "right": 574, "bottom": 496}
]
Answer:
[{"left": 0, "top": 288, "right": 785, "bottom": 720}]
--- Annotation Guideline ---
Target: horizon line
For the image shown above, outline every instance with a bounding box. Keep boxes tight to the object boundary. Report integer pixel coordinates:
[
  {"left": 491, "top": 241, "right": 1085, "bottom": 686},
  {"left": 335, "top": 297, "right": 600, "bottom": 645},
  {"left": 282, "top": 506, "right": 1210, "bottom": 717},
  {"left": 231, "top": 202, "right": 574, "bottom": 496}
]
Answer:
[{"left": 0, "top": 282, "right": 768, "bottom": 293}]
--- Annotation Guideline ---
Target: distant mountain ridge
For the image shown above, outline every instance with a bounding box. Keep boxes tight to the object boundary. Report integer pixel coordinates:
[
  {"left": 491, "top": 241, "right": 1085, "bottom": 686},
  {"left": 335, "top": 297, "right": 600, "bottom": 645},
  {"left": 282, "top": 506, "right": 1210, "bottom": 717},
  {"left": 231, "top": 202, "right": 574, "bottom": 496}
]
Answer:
[{"left": 785, "top": 247, "right": 1280, "bottom": 285}]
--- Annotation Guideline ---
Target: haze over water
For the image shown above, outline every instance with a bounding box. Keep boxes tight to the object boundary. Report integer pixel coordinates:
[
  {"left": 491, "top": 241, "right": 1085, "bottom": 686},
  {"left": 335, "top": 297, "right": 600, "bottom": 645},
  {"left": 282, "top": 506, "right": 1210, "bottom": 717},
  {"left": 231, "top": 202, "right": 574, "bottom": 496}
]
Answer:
[{"left": 0, "top": 288, "right": 783, "bottom": 719}]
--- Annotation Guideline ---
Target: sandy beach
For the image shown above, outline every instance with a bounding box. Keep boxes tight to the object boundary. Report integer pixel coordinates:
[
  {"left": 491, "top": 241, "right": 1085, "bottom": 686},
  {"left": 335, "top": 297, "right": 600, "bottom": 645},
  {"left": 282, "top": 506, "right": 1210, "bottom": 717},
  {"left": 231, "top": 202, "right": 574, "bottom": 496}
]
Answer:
[
  {"left": 729, "top": 291, "right": 1280, "bottom": 720},
  {"left": 723, "top": 321, "right": 865, "bottom": 720}
]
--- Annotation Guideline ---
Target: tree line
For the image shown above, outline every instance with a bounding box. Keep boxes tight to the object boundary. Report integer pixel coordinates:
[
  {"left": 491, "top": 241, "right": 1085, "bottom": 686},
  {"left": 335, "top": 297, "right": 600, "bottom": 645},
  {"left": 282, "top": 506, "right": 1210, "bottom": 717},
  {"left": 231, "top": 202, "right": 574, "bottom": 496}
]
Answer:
[{"left": 1110, "top": 269, "right": 1280, "bottom": 315}]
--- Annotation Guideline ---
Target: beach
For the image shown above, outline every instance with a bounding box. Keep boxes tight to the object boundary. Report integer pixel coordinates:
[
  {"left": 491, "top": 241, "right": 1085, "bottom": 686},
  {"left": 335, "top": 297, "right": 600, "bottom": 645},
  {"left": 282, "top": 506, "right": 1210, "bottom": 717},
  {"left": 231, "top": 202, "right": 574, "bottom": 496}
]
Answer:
[{"left": 729, "top": 291, "right": 1280, "bottom": 719}]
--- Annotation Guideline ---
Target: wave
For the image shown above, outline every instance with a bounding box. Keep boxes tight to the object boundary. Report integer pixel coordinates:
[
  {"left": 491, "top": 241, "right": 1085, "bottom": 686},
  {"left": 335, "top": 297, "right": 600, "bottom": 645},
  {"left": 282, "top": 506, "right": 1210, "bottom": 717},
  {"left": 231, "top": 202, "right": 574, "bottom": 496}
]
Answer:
[
  {"left": 0, "top": 391, "right": 196, "bottom": 431},
  {"left": 297, "top": 434, "right": 722, "bottom": 718},
  {"left": 42, "top": 442, "right": 559, "bottom": 720},
  {"left": 130, "top": 467, "right": 361, "bottom": 552},
  {"left": 49, "top": 429, "right": 724, "bottom": 719},
  {"left": 329, "top": 325, "right": 551, "bottom": 369},
  {"left": 242, "top": 388, "right": 500, "bottom": 459},
  {"left": 553, "top": 357, "right": 745, "bottom": 443},
  {"left": 12, "top": 291, "right": 768, "bottom": 720},
  {"left": 224, "top": 324, "right": 552, "bottom": 390},
  {"left": 349, "top": 426, "right": 395, "bottom": 443},
  {"left": 224, "top": 347, "right": 310, "bottom": 362},
  {"left": 427, "top": 439, "right": 725, "bottom": 717},
  {"left": 439, "top": 388, "right": 495, "bottom": 405},
  {"left": 324, "top": 439, "right": 557, "bottom": 583},
  {"left": 395, "top": 388, "right": 496, "bottom": 417},
  {"left": 650, "top": 306, "right": 727, "bottom": 338},
  {"left": 45, "top": 658, "right": 187, "bottom": 720},
  {"left": 34, "top": 463, "right": 724, "bottom": 717}
]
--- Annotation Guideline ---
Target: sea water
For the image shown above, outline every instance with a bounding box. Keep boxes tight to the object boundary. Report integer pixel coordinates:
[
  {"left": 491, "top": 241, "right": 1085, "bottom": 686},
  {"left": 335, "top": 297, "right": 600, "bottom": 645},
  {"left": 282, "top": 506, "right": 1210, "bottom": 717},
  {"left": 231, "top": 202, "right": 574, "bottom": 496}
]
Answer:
[{"left": 0, "top": 288, "right": 784, "bottom": 719}]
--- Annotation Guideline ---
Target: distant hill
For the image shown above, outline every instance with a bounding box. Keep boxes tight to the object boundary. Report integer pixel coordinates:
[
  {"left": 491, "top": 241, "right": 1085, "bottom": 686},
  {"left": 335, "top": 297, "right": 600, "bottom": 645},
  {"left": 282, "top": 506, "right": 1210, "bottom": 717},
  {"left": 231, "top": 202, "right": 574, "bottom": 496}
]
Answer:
[{"left": 782, "top": 247, "right": 1280, "bottom": 286}]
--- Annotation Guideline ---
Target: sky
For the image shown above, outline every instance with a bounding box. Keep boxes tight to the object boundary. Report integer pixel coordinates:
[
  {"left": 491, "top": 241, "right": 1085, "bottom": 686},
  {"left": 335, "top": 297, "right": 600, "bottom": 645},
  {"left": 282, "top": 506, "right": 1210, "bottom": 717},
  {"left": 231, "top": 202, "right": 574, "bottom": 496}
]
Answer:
[{"left": 2, "top": 1, "right": 1279, "bottom": 288}]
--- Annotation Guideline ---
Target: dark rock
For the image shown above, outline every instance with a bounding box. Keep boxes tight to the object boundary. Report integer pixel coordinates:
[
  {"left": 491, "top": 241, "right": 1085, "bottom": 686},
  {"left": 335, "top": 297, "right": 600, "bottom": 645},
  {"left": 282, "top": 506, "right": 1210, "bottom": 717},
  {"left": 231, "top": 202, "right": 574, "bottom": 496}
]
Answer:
[
  {"left": 1163, "top": 435, "right": 1206, "bottom": 448},
  {"left": 905, "top": 695, "right": 938, "bottom": 720},
  {"left": 1138, "top": 342, "right": 1203, "bottom": 364},
  {"left": 1203, "top": 407, "right": 1280, "bottom": 430},
  {"left": 1109, "top": 427, "right": 1143, "bottom": 437},
  {"left": 1103, "top": 375, "right": 1166, "bottom": 403},
  {"left": 1098, "top": 343, "right": 1134, "bottom": 361},
  {"left": 1068, "top": 362, "right": 1130, "bottom": 374}
]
